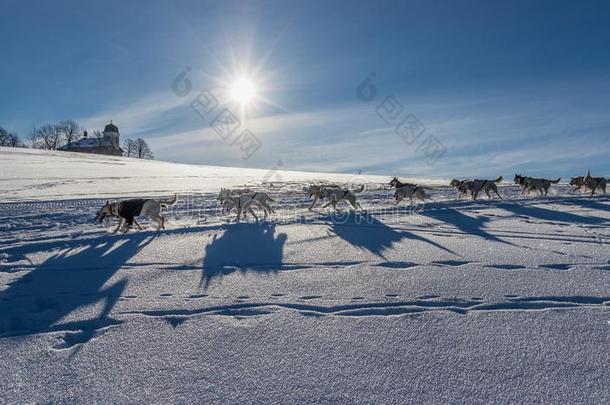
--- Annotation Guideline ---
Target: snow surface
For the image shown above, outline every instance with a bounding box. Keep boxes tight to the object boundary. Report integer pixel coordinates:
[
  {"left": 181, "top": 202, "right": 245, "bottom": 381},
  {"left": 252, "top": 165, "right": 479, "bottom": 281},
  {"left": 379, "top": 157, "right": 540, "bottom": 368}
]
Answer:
[{"left": 1, "top": 147, "right": 609, "bottom": 403}]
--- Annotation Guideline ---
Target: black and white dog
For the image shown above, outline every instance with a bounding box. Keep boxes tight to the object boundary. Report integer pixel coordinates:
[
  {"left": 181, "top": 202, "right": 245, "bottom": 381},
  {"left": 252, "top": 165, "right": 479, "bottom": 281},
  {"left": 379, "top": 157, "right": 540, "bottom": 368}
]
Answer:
[
  {"left": 514, "top": 174, "right": 560, "bottom": 196},
  {"left": 95, "top": 194, "right": 178, "bottom": 233}
]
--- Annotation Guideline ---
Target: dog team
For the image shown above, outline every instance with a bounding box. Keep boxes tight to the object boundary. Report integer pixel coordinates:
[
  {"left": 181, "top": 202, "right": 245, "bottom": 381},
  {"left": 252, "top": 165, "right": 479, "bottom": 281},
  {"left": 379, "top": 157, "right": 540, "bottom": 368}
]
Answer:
[{"left": 96, "top": 170, "right": 608, "bottom": 232}]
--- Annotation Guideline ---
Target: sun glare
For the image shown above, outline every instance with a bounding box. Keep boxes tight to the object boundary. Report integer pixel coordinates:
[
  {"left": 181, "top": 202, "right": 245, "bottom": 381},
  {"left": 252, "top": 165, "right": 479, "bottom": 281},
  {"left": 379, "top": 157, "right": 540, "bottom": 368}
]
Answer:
[{"left": 230, "top": 76, "right": 257, "bottom": 105}]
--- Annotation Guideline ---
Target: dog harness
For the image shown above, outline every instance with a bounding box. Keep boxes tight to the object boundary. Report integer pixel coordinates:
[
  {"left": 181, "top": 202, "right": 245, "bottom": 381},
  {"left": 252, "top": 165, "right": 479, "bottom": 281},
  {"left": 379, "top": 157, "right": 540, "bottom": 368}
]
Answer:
[{"left": 117, "top": 199, "right": 146, "bottom": 226}]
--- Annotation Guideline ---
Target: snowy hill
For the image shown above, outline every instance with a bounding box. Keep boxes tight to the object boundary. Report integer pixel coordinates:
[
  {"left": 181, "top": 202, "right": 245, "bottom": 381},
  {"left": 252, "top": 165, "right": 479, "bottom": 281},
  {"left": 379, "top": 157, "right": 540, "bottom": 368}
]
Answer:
[{"left": 1, "top": 148, "right": 609, "bottom": 403}]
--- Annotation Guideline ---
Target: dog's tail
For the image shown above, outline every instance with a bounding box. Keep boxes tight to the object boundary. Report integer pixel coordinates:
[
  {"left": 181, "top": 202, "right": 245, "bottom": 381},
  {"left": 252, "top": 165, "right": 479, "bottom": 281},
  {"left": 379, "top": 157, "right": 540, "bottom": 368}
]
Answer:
[
  {"left": 160, "top": 194, "right": 178, "bottom": 207},
  {"left": 550, "top": 178, "right": 561, "bottom": 184},
  {"left": 352, "top": 184, "right": 365, "bottom": 193},
  {"left": 494, "top": 176, "right": 503, "bottom": 183}
]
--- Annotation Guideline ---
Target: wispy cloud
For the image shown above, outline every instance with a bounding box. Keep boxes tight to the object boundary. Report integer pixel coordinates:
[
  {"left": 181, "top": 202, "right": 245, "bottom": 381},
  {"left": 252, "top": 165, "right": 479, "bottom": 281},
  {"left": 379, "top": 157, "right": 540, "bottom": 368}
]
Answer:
[{"left": 77, "top": 79, "right": 610, "bottom": 179}]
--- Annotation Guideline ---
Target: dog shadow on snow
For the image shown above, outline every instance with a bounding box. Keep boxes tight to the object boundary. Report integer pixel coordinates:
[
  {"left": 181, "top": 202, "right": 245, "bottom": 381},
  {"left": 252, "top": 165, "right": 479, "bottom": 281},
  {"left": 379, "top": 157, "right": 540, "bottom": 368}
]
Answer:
[
  {"left": 201, "top": 223, "right": 288, "bottom": 289},
  {"left": 325, "top": 211, "right": 455, "bottom": 260},
  {"left": 0, "top": 232, "right": 155, "bottom": 348}
]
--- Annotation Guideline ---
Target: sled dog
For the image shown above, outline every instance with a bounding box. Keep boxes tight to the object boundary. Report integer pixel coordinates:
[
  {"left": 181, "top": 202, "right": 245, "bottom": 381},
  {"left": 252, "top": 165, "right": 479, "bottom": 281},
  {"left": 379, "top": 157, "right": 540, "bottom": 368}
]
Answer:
[
  {"left": 320, "top": 185, "right": 364, "bottom": 211},
  {"left": 569, "top": 176, "right": 587, "bottom": 192},
  {"left": 514, "top": 174, "right": 560, "bottom": 196},
  {"left": 304, "top": 184, "right": 339, "bottom": 211},
  {"left": 95, "top": 194, "right": 178, "bottom": 233},
  {"left": 450, "top": 179, "right": 472, "bottom": 199},
  {"left": 218, "top": 189, "right": 275, "bottom": 221},
  {"left": 583, "top": 171, "right": 607, "bottom": 196},
  {"left": 393, "top": 184, "right": 428, "bottom": 205},
  {"left": 450, "top": 177, "right": 502, "bottom": 200}
]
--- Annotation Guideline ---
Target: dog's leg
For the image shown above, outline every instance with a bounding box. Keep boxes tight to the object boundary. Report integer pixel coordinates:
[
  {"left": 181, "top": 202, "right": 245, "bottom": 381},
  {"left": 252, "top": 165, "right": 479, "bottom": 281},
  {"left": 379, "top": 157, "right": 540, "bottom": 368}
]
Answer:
[
  {"left": 308, "top": 196, "right": 317, "bottom": 211},
  {"left": 133, "top": 218, "right": 144, "bottom": 231},
  {"left": 151, "top": 215, "right": 163, "bottom": 230},
  {"left": 112, "top": 218, "right": 124, "bottom": 234},
  {"left": 493, "top": 186, "right": 503, "bottom": 199},
  {"left": 262, "top": 201, "right": 273, "bottom": 214}
]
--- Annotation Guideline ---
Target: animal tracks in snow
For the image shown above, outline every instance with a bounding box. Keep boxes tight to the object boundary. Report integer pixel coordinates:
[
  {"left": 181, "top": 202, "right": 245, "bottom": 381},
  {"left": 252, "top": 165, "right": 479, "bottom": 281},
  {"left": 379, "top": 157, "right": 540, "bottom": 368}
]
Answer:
[{"left": 121, "top": 294, "right": 610, "bottom": 325}]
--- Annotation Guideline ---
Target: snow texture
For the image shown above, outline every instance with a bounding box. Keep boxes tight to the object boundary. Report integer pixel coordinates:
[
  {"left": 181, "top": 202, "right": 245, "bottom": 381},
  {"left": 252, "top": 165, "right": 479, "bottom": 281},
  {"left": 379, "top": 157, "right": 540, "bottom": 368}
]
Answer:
[{"left": 1, "top": 147, "right": 609, "bottom": 403}]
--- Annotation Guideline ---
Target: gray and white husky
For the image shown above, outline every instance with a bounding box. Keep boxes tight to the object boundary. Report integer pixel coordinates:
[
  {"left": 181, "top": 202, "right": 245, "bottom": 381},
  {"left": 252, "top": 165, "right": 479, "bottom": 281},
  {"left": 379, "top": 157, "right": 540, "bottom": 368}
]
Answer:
[
  {"left": 304, "top": 184, "right": 339, "bottom": 211},
  {"left": 320, "top": 185, "right": 364, "bottom": 211},
  {"left": 218, "top": 188, "right": 275, "bottom": 221},
  {"left": 583, "top": 170, "right": 607, "bottom": 196},
  {"left": 389, "top": 177, "right": 429, "bottom": 205},
  {"left": 450, "top": 177, "right": 502, "bottom": 200}
]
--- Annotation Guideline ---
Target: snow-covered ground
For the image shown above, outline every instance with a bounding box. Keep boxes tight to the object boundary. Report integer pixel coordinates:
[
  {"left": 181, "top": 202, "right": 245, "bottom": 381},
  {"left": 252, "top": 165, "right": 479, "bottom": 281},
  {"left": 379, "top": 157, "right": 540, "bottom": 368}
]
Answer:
[{"left": 1, "top": 147, "right": 609, "bottom": 403}]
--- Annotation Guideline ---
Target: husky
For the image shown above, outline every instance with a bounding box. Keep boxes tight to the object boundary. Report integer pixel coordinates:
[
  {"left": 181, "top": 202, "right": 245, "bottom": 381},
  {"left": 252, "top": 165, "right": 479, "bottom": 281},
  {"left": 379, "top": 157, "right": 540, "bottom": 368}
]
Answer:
[
  {"left": 218, "top": 189, "right": 275, "bottom": 221},
  {"left": 320, "top": 185, "right": 364, "bottom": 211},
  {"left": 304, "top": 184, "right": 339, "bottom": 211},
  {"left": 390, "top": 177, "right": 431, "bottom": 204},
  {"left": 450, "top": 179, "right": 472, "bottom": 199},
  {"left": 514, "top": 174, "right": 560, "bottom": 196},
  {"left": 95, "top": 194, "right": 178, "bottom": 233},
  {"left": 389, "top": 177, "right": 411, "bottom": 189},
  {"left": 570, "top": 176, "right": 587, "bottom": 192},
  {"left": 219, "top": 194, "right": 261, "bottom": 222},
  {"left": 450, "top": 177, "right": 502, "bottom": 200},
  {"left": 583, "top": 170, "right": 607, "bottom": 197},
  {"left": 393, "top": 184, "right": 428, "bottom": 205}
]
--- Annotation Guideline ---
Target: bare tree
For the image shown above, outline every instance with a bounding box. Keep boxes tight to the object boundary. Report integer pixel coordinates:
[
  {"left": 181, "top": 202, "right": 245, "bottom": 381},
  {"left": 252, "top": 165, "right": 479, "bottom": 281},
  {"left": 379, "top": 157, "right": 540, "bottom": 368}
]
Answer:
[
  {"left": 30, "top": 124, "right": 64, "bottom": 150},
  {"left": 0, "top": 127, "right": 24, "bottom": 147},
  {"left": 56, "top": 120, "right": 82, "bottom": 147},
  {"left": 134, "top": 138, "right": 154, "bottom": 159},
  {"left": 92, "top": 130, "right": 104, "bottom": 147},
  {"left": 122, "top": 138, "right": 136, "bottom": 157}
]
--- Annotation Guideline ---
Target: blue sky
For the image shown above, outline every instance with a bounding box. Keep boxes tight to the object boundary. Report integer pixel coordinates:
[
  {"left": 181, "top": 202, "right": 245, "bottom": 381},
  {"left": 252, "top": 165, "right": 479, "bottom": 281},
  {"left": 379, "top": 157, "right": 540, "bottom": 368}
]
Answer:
[{"left": 1, "top": 0, "right": 610, "bottom": 178}]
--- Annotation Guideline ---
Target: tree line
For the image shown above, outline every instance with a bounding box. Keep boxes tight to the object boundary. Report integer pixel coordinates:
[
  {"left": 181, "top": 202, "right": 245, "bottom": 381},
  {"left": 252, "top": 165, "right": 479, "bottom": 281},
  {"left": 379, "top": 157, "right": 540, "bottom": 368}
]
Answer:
[{"left": 0, "top": 120, "right": 154, "bottom": 159}]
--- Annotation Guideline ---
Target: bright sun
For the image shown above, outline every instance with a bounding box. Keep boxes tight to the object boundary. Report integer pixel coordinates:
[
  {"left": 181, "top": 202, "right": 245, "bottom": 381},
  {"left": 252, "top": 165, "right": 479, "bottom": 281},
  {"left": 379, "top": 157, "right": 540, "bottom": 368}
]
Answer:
[{"left": 230, "top": 76, "right": 257, "bottom": 105}]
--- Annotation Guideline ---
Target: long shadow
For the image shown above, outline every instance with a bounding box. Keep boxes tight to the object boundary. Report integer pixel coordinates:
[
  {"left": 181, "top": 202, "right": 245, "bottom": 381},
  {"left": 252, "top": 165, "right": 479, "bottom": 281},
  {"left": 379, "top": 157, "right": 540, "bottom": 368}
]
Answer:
[
  {"left": 422, "top": 207, "right": 513, "bottom": 245},
  {"left": 551, "top": 196, "right": 610, "bottom": 214},
  {"left": 497, "top": 202, "right": 608, "bottom": 225},
  {"left": 201, "top": 223, "right": 288, "bottom": 289},
  {"left": 326, "top": 211, "right": 455, "bottom": 259},
  {"left": 0, "top": 233, "right": 154, "bottom": 347}
]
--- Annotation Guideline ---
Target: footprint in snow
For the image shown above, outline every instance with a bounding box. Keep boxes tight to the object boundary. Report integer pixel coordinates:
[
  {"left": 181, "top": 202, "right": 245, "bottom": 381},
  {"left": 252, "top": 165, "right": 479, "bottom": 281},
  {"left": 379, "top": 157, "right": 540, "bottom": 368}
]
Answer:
[{"left": 188, "top": 294, "right": 208, "bottom": 299}]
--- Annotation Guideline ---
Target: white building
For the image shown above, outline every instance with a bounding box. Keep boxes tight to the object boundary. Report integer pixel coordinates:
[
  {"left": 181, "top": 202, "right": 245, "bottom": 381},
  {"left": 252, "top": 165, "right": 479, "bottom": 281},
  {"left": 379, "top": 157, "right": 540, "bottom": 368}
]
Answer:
[{"left": 59, "top": 122, "right": 123, "bottom": 156}]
